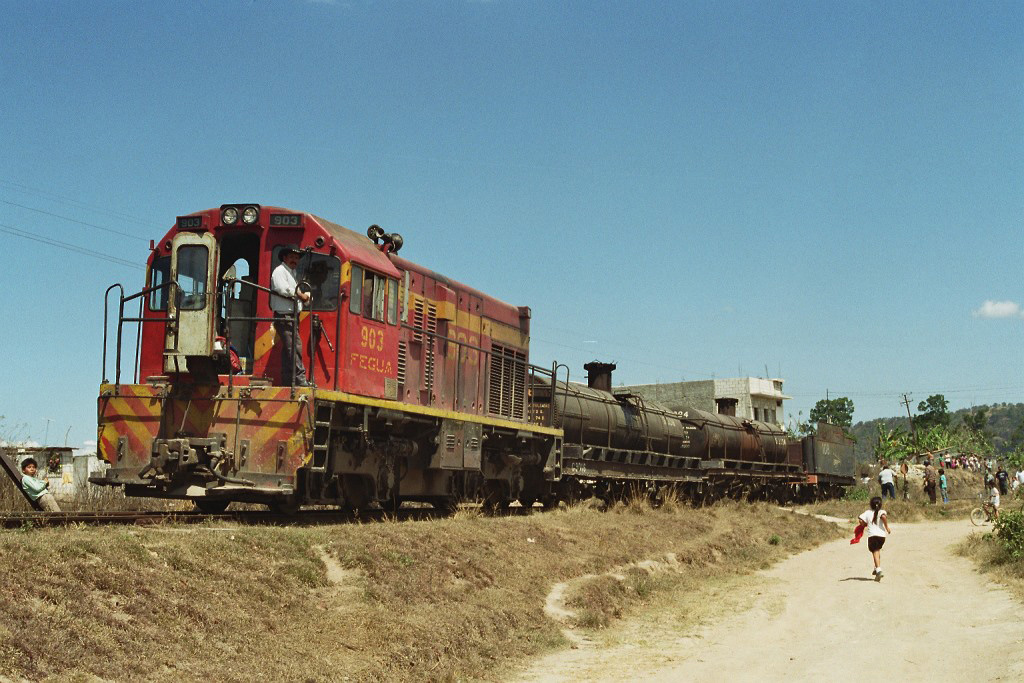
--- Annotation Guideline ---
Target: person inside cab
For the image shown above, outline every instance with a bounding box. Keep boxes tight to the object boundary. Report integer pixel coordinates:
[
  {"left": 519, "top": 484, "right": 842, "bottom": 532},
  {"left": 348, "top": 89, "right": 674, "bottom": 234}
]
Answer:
[{"left": 270, "top": 245, "right": 312, "bottom": 387}]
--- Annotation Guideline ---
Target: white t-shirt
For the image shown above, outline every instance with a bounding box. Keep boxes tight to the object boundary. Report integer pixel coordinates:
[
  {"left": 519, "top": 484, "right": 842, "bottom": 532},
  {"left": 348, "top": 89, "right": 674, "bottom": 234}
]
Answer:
[
  {"left": 1016, "top": 470, "right": 1024, "bottom": 485},
  {"left": 990, "top": 487, "right": 1000, "bottom": 507},
  {"left": 878, "top": 468, "right": 894, "bottom": 486},
  {"left": 270, "top": 262, "right": 303, "bottom": 314},
  {"left": 859, "top": 509, "right": 888, "bottom": 537}
]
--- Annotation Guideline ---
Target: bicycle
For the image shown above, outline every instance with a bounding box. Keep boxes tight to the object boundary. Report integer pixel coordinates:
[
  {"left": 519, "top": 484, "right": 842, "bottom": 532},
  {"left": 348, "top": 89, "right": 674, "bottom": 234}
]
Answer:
[{"left": 970, "top": 499, "right": 999, "bottom": 526}]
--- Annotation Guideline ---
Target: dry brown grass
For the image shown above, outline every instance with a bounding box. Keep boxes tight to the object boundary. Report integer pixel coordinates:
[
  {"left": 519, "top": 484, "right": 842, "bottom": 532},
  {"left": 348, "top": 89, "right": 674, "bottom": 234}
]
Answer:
[
  {"left": 0, "top": 501, "right": 841, "bottom": 682},
  {"left": 801, "top": 469, "right": 987, "bottom": 523},
  {"left": 0, "top": 476, "right": 33, "bottom": 512},
  {"left": 955, "top": 526, "right": 1024, "bottom": 603},
  {"left": 0, "top": 476, "right": 192, "bottom": 514}
]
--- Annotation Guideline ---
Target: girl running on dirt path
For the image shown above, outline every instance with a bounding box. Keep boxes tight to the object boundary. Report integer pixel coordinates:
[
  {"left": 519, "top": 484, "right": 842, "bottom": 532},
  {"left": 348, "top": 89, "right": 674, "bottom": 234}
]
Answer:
[{"left": 855, "top": 496, "right": 892, "bottom": 581}]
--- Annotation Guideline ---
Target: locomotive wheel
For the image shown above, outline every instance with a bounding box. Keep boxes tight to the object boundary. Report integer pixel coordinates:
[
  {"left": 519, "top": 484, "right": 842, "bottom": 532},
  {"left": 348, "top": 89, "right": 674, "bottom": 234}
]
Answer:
[
  {"left": 194, "top": 499, "right": 230, "bottom": 514},
  {"left": 269, "top": 498, "right": 300, "bottom": 515},
  {"left": 483, "top": 480, "right": 511, "bottom": 513},
  {"left": 430, "top": 497, "right": 460, "bottom": 514},
  {"left": 342, "top": 475, "right": 373, "bottom": 510},
  {"left": 380, "top": 492, "right": 402, "bottom": 514}
]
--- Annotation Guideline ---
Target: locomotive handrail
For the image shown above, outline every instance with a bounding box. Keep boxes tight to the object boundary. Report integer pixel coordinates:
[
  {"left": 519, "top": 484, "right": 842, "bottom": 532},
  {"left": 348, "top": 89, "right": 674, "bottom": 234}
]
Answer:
[
  {"left": 102, "top": 284, "right": 123, "bottom": 385},
  {"left": 102, "top": 278, "right": 179, "bottom": 387},
  {"left": 103, "top": 281, "right": 178, "bottom": 387},
  {"left": 218, "top": 278, "right": 304, "bottom": 391},
  {"left": 399, "top": 322, "right": 538, "bottom": 421}
]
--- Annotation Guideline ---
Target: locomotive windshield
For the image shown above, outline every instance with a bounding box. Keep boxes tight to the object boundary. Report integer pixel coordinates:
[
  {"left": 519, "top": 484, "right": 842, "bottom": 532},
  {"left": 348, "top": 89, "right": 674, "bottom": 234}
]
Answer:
[{"left": 175, "top": 245, "right": 209, "bottom": 310}]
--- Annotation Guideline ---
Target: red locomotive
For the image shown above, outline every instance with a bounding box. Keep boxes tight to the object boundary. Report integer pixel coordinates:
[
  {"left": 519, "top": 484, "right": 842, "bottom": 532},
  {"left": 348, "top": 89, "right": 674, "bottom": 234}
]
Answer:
[{"left": 93, "top": 204, "right": 852, "bottom": 512}]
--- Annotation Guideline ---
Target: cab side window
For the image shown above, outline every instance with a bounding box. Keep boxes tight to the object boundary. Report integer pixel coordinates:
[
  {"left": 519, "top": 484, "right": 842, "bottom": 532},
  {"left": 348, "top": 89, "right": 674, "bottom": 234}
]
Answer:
[
  {"left": 295, "top": 254, "right": 340, "bottom": 311},
  {"left": 350, "top": 265, "right": 363, "bottom": 315},
  {"left": 349, "top": 264, "right": 398, "bottom": 324},
  {"left": 149, "top": 256, "right": 171, "bottom": 311}
]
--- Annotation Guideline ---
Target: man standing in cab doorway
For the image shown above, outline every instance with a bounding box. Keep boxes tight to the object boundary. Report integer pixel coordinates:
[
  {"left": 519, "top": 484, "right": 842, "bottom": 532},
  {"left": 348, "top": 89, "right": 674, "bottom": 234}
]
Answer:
[{"left": 271, "top": 244, "right": 312, "bottom": 387}]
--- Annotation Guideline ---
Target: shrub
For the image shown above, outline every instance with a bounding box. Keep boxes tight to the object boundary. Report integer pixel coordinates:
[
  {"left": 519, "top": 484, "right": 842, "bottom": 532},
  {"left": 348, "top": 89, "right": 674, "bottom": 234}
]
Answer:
[
  {"left": 994, "top": 510, "right": 1024, "bottom": 559},
  {"left": 843, "top": 485, "right": 870, "bottom": 501}
]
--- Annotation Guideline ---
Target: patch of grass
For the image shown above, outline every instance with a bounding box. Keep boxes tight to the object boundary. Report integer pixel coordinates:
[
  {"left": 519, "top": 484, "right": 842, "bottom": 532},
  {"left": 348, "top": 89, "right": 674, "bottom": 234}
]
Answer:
[
  {"left": 0, "top": 500, "right": 841, "bottom": 682},
  {"left": 843, "top": 485, "right": 870, "bottom": 501},
  {"left": 801, "top": 495, "right": 977, "bottom": 523},
  {"left": 956, "top": 528, "right": 1024, "bottom": 603}
]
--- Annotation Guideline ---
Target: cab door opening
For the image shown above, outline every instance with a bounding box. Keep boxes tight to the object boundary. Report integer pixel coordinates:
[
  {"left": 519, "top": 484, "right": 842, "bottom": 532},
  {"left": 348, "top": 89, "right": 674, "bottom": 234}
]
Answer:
[
  {"left": 164, "top": 231, "right": 219, "bottom": 375},
  {"left": 219, "top": 232, "right": 260, "bottom": 374}
]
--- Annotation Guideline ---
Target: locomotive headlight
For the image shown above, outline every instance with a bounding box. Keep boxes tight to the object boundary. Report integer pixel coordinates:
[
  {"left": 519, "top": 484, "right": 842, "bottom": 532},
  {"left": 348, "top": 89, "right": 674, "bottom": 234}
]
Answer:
[
  {"left": 242, "top": 206, "right": 259, "bottom": 224},
  {"left": 222, "top": 206, "right": 239, "bottom": 225}
]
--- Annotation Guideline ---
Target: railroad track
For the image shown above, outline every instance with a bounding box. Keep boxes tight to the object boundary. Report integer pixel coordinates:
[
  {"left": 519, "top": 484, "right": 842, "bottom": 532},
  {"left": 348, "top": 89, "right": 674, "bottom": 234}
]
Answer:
[
  {"left": 0, "top": 504, "right": 539, "bottom": 529},
  {"left": 0, "top": 507, "right": 456, "bottom": 529}
]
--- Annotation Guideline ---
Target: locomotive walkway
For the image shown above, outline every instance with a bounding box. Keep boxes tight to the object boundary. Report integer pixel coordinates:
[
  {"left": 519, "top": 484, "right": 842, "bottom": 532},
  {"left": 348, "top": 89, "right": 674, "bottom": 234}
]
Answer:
[{"left": 514, "top": 518, "right": 1024, "bottom": 682}]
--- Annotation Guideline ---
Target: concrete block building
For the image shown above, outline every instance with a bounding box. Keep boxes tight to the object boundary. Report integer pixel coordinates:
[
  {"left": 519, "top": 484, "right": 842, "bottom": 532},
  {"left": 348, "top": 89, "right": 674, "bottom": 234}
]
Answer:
[{"left": 618, "top": 377, "right": 790, "bottom": 427}]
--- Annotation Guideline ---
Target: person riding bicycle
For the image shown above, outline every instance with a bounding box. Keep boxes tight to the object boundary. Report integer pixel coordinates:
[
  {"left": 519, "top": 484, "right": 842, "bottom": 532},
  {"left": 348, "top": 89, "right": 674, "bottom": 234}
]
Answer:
[{"left": 989, "top": 481, "right": 1001, "bottom": 520}]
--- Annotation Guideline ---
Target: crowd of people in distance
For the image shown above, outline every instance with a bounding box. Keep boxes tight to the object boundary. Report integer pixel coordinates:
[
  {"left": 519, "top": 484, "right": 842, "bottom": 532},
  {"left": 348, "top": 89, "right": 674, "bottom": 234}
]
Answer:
[
  {"left": 875, "top": 457, "right": 1024, "bottom": 514},
  {"left": 858, "top": 458, "right": 1024, "bottom": 581}
]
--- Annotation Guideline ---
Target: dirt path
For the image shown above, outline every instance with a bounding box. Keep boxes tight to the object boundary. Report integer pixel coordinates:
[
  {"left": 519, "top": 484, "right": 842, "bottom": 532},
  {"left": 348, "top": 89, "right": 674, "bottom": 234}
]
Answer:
[{"left": 514, "top": 519, "right": 1024, "bottom": 682}]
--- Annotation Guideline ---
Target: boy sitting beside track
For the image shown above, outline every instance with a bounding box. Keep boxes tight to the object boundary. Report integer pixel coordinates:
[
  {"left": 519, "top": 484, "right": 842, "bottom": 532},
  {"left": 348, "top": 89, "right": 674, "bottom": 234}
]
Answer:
[{"left": 20, "top": 457, "right": 61, "bottom": 512}]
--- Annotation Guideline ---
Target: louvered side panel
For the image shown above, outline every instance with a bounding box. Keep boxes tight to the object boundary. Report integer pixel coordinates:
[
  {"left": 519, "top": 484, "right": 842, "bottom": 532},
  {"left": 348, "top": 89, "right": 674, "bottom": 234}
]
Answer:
[
  {"left": 510, "top": 350, "right": 526, "bottom": 419},
  {"left": 423, "top": 304, "right": 438, "bottom": 392},
  {"left": 397, "top": 341, "right": 407, "bottom": 387},
  {"left": 488, "top": 346, "right": 505, "bottom": 415},
  {"left": 412, "top": 301, "right": 425, "bottom": 342}
]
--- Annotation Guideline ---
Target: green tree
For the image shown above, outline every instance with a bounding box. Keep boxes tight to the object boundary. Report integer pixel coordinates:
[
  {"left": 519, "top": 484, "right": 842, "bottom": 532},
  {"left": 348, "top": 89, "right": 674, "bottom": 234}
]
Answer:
[
  {"left": 964, "top": 407, "right": 989, "bottom": 434},
  {"left": 808, "top": 397, "right": 855, "bottom": 430},
  {"left": 1010, "top": 417, "right": 1024, "bottom": 449},
  {"left": 916, "top": 394, "right": 950, "bottom": 431},
  {"left": 873, "top": 423, "right": 913, "bottom": 463}
]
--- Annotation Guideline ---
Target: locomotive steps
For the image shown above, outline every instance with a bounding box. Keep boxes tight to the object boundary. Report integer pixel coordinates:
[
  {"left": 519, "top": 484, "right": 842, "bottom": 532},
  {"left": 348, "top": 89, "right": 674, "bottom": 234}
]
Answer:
[{"left": 0, "top": 500, "right": 841, "bottom": 682}]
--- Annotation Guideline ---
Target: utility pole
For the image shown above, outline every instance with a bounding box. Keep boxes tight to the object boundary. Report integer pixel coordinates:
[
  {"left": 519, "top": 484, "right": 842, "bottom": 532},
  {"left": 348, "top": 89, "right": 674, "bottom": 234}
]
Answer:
[{"left": 902, "top": 394, "right": 918, "bottom": 446}]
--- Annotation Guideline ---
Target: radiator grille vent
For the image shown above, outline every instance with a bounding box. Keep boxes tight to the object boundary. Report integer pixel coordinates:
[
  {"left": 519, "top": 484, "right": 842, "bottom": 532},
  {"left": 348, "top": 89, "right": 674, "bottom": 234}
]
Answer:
[
  {"left": 397, "top": 341, "right": 407, "bottom": 387},
  {"left": 412, "top": 301, "right": 425, "bottom": 342},
  {"left": 445, "top": 433, "right": 457, "bottom": 451},
  {"left": 423, "top": 304, "right": 437, "bottom": 390},
  {"left": 488, "top": 344, "right": 526, "bottom": 419}
]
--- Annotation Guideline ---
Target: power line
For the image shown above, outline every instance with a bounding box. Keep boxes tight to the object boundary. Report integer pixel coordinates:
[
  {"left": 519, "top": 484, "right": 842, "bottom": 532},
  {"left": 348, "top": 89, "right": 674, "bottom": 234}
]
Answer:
[
  {"left": 0, "top": 222, "right": 144, "bottom": 270},
  {"left": 0, "top": 199, "right": 150, "bottom": 242},
  {"left": 0, "top": 178, "right": 163, "bottom": 230}
]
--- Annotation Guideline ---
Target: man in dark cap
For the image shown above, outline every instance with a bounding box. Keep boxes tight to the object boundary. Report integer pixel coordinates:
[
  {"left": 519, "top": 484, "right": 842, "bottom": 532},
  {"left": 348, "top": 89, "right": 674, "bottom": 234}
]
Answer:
[{"left": 270, "top": 244, "right": 312, "bottom": 386}]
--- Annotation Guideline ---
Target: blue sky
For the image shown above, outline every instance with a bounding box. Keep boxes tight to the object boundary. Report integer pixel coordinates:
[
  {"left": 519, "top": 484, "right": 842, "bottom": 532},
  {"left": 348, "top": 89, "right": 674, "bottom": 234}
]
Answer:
[{"left": 1, "top": 0, "right": 1021, "bottom": 448}]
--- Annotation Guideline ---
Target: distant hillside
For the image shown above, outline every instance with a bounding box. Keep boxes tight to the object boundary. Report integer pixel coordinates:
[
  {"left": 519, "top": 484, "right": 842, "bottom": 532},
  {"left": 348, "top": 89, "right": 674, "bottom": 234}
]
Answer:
[{"left": 848, "top": 402, "right": 1024, "bottom": 461}]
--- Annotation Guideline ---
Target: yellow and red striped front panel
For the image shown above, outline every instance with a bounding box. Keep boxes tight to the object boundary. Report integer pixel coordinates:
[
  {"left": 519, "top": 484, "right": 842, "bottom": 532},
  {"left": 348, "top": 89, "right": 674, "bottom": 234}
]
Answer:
[{"left": 98, "top": 384, "right": 311, "bottom": 482}]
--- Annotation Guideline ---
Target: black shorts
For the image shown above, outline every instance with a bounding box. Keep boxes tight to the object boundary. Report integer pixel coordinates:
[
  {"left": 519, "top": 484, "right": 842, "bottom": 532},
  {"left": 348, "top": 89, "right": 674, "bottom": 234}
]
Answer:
[{"left": 867, "top": 536, "right": 886, "bottom": 552}]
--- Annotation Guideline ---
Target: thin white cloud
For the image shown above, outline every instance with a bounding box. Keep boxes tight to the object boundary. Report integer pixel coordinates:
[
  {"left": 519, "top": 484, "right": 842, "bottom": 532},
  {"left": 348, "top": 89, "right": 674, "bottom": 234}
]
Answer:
[{"left": 973, "top": 300, "right": 1024, "bottom": 319}]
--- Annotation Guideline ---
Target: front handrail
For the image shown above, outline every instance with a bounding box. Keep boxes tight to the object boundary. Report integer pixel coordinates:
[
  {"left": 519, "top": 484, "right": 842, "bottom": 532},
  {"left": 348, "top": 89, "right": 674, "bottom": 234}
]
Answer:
[
  {"left": 218, "top": 278, "right": 303, "bottom": 390},
  {"left": 103, "top": 281, "right": 176, "bottom": 387}
]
